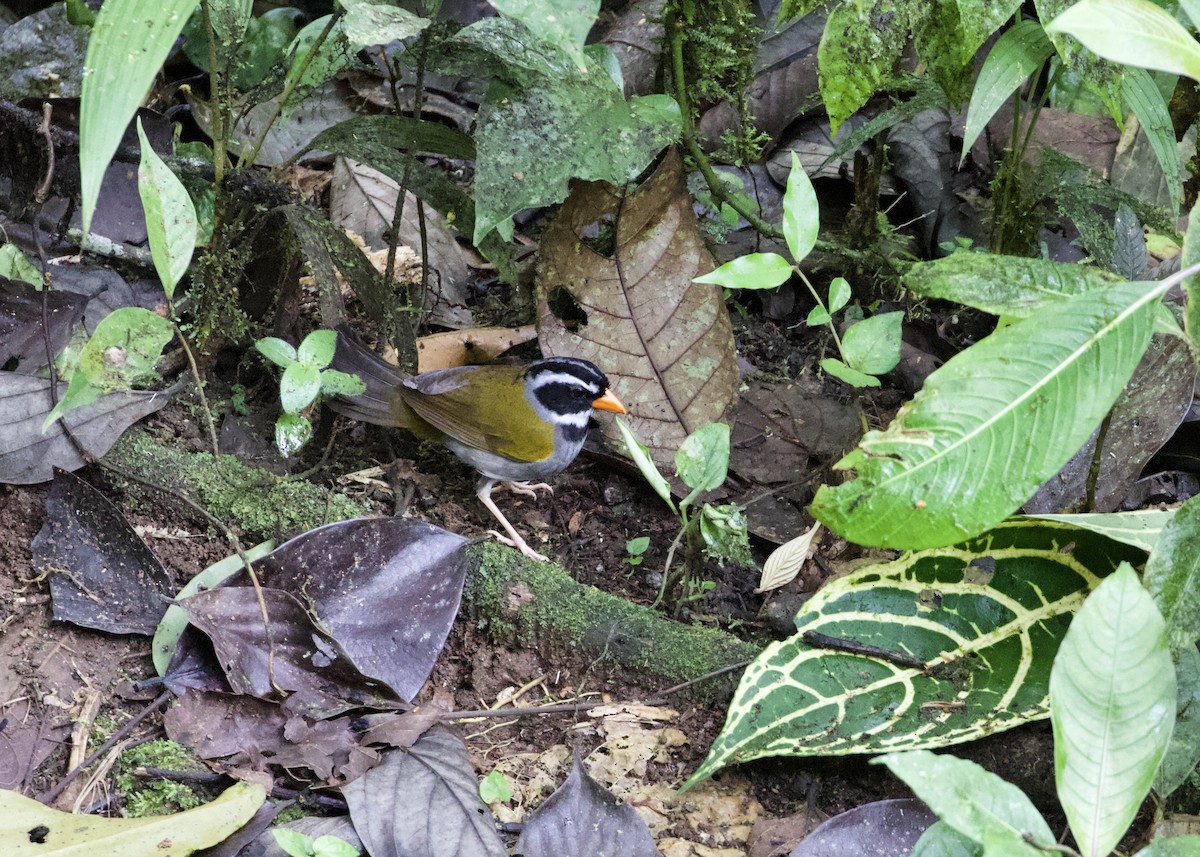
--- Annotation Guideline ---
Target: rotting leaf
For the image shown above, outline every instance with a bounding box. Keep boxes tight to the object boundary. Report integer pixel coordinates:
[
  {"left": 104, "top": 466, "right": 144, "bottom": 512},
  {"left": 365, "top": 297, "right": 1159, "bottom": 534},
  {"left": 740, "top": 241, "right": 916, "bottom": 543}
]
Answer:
[
  {"left": 344, "top": 728, "right": 506, "bottom": 857},
  {"left": 0, "top": 277, "right": 86, "bottom": 372},
  {"left": 787, "top": 798, "right": 938, "bottom": 857},
  {"left": 537, "top": 149, "right": 739, "bottom": 467},
  {"left": 32, "top": 468, "right": 173, "bottom": 635},
  {"left": 516, "top": 751, "right": 659, "bottom": 857}
]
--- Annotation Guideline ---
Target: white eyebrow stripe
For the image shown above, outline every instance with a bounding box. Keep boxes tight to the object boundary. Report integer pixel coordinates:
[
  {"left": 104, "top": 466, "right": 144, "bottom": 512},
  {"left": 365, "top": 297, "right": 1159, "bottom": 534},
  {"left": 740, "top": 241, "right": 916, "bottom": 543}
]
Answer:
[{"left": 530, "top": 371, "right": 597, "bottom": 389}]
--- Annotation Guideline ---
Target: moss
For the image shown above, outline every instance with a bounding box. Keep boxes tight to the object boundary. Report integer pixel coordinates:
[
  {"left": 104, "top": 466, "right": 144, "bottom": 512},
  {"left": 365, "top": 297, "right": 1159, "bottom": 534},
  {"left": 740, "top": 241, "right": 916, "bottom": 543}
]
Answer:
[
  {"left": 105, "top": 427, "right": 368, "bottom": 542},
  {"left": 114, "top": 739, "right": 209, "bottom": 817}
]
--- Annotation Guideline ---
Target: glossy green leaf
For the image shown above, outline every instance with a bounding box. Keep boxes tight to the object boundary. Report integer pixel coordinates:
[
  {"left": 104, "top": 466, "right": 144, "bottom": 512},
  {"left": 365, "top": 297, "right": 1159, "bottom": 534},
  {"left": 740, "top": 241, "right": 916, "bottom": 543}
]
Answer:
[
  {"left": 152, "top": 540, "right": 276, "bottom": 675},
  {"left": 1046, "top": 0, "right": 1200, "bottom": 80},
  {"left": 904, "top": 253, "right": 1124, "bottom": 318},
  {"left": 615, "top": 417, "right": 675, "bottom": 512},
  {"left": 820, "top": 357, "right": 880, "bottom": 388},
  {"left": 275, "top": 412, "right": 313, "bottom": 456},
  {"left": 1051, "top": 564, "right": 1175, "bottom": 857},
  {"left": 280, "top": 362, "right": 321, "bottom": 413},
  {"left": 676, "top": 423, "right": 730, "bottom": 497},
  {"left": 137, "top": 119, "right": 196, "bottom": 300},
  {"left": 842, "top": 311, "right": 903, "bottom": 375},
  {"left": 256, "top": 336, "right": 297, "bottom": 367},
  {"left": 694, "top": 253, "right": 792, "bottom": 290},
  {"left": 812, "top": 279, "right": 1166, "bottom": 550},
  {"left": 879, "top": 751, "right": 1051, "bottom": 854},
  {"left": 960, "top": 20, "right": 1054, "bottom": 166},
  {"left": 689, "top": 521, "right": 1144, "bottom": 781},
  {"left": 783, "top": 152, "right": 819, "bottom": 263},
  {"left": 297, "top": 329, "right": 336, "bottom": 367},
  {"left": 1124, "top": 67, "right": 1183, "bottom": 214},
  {"left": 79, "top": 0, "right": 196, "bottom": 236},
  {"left": 489, "top": 0, "right": 598, "bottom": 72},
  {"left": 1155, "top": 645, "right": 1200, "bottom": 799},
  {"left": 1144, "top": 493, "right": 1200, "bottom": 649},
  {"left": 827, "top": 277, "right": 851, "bottom": 314},
  {"left": 1022, "top": 509, "right": 1174, "bottom": 554}
]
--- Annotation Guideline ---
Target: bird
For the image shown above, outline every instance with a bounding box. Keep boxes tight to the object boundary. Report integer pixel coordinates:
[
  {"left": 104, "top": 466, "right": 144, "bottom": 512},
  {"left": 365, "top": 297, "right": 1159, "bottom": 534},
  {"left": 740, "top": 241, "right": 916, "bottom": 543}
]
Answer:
[{"left": 328, "top": 329, "right": 627, "bottom": 561}]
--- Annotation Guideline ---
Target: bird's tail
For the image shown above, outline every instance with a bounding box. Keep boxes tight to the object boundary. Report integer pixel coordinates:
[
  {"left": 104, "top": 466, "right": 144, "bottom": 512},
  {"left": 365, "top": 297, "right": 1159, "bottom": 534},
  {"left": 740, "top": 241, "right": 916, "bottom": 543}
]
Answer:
[{"left": 327, "top": 327, "right": 411, "bottom": 428}]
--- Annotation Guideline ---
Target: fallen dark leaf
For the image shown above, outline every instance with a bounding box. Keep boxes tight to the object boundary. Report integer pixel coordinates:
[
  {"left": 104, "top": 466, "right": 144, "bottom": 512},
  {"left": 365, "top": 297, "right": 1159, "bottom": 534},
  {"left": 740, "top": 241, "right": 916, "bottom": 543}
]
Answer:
[
  {"left": 0, "top": 276, "right": 87, "bottom": 371},
  {"left": 787, "top": 798, "right": 938, "bottom": 857},
  {"left": 516, "top": 750, "right": 658, "bottom": 857},
  {"left": 344, "top": 728, "right": 506, "bottom": 857},
  {"left": 32, "top": 467, "right": 173, "bottom": 634}
]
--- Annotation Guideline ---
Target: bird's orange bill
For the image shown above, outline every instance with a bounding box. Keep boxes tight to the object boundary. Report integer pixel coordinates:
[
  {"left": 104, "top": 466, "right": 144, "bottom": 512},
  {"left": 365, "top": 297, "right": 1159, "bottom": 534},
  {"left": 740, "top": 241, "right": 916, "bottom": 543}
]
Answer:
[{"left": 592, "top": 389, "right": 627, "bottom": 414}]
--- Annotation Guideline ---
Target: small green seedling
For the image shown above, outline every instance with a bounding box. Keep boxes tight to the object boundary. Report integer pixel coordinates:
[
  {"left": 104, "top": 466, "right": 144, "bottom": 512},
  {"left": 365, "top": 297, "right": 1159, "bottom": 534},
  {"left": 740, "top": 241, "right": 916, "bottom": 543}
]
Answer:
[
  {"left": 694, "top": 152, "right": 902, "bottom": 388},
  {"left": 273, "top": 829, "right": 359, "bottom": 857},
  {"left": 256, "top": 329, "right": 366, "bottom": 456},
  {"left": 624, "top": 536, "right": 651, "bottom": 567},
  {"left": 479, "top": 769, "right": 513, "bottom": 804},
  {"left": 615, "top": 419, "right": 751, "bottom": 608}
]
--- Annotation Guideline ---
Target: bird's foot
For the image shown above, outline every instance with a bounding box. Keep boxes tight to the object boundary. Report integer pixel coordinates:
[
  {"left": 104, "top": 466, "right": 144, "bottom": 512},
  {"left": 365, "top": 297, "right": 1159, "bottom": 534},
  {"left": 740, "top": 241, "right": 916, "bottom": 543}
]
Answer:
[
  {"left": 486, "top": 529, "right": 549, "bottom": 562},
  {"left": 499, "top": 480, "right": 554, "bottom": 498}
]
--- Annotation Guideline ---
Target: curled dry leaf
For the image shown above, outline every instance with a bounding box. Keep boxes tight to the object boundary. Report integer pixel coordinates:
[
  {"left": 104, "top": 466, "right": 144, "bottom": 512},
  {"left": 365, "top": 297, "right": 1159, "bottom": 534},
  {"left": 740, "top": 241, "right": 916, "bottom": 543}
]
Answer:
[
  {"left": 537, "top": 148, "right": 739, "bottom": 467},
  {"left": 757, "top": 522, "right": 822, "bottom": 593}
]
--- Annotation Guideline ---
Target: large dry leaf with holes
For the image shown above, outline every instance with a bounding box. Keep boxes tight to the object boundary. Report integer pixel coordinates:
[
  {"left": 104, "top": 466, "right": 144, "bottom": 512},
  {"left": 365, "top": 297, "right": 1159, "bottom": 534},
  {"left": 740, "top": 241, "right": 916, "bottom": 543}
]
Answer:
[{"left": 536, "top": 149, "right": 738, "bottom": 466}]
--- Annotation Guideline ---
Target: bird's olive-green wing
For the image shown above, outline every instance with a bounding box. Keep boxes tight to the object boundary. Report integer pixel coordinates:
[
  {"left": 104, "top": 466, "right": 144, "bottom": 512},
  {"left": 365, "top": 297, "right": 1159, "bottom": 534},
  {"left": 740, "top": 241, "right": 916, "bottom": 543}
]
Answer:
[{"left": 397, "top": 364, "right": 555, "bottom": 462}]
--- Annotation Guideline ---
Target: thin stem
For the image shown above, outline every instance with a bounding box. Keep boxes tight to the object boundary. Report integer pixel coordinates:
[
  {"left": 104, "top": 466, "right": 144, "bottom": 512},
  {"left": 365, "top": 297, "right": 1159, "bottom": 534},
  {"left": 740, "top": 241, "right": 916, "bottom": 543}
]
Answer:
[{"left": 200, "top": 0, "right": 226, "bottom": 185}]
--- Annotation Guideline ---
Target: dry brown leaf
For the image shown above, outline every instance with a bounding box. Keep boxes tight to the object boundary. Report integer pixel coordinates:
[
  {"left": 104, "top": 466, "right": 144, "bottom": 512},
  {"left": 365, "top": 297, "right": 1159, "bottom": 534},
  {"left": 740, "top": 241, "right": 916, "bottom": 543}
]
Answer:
[
  {"left": 537, "top": 149, "right": 738, "bottom": 466},
  {"left": 416, "top": 325, "right": 538, "bottom": 372}
]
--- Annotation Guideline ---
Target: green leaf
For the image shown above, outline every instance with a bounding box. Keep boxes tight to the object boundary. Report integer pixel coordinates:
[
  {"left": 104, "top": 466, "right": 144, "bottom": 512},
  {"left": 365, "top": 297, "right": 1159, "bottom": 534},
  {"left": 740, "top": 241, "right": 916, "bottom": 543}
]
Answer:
[
  {"left": 275, "top": 412, "right": 313, "bottom": 456},
  {"left": 878, "top": 751, "right": 1052, "bottom": 853},
  {"left": 841, "top": 311, "right": 903, "bottom": 375},
  {"left": 318, "top": 369, "right": 367, "bottom": 397},
  {"left": 694, "top": 253, "right": 792, "bottom": 290},
  {"left": 812, "top": 279, "right": 1166, "bottom": 549},
  {"left": 1022, "top": 509, "right": 1175, "bottom": 554},
  {"left": 1155, "top": 646, "right": 1200, "bottom": 799},
  {"left": 699, "top": 503, "right": 752, "bottom": 566},
  {"left": 272, "top": 829, "right": 315, "bottom": 857},
  {"left": 281, "top": 15, "right": 352, "bottom": 115},
  {"left": 479, "top": 769, "right": 513, "bottom": 804},
  {"left": 1045, "top": 0, "right": 1200, "bottom": 81},
  {"left": 43, "top": 307, "right": 173, "bottom": 429},
  {"left": 960, "top": 20, "right": 1054, "bottom": 166},
  {"left": 0, "top": 780, "right": 266, "bottom": 855},
  {"left": 152, "top": 541, "right": 276, "bottom": 675},
  {"left": 488, "top": 0, "right": 599, "bottom": 72},
  {"left": 689, "top": 520, "right": 1144, "bottom": 781},
  {"left": 1051, "top": 564, "right": 1175, "bottom": 857},
  {"left": 309, "top": 114, "right": 476, "bottom": 161},
  {"left": 297, "top": 329, "right": 336, "bottom": 367},
  {"left": 676, "top": 423, "right": 730, "bottom": 497},
  {"left": 255, "top": 337, "right": 297, "bottom": 367},
  {"left": 1135, "top": 837, "right": 1200, "bottom": 857},
  {"left": 904, "top": 253, "right": 1124, "bottom": 317},
  {"left": 444, "top": 18, "right": 679, "bottom": 244},
  {"left": 312, "top": 836, "right": 359, "bottom": 857},
  {"left": 1183, "top": 205, "right": 1200, "bottom": 349},
  {"left": 1144, "top": 493, "right": 1200, "bottom": 649},
  {"left": 806, "top": 305, "right": 831, "bottom": 326},
  {"left": 339, "top": 0, "right": 429, "bottom": 47},
  {"left": 0, "top": 245, "right": 41, "bottom": 286},
  {"left": 911, "top": 821, "right": 982, "bottom": 857},
  {"left": 137, "top": 119, "right": 196, "bottom": 300},
  {"left": 626, "top": 535, "right": 650, "bottom": 556},
  {"left": 615, "top": 417, "right": 675, "bottom": 513},
  {"left": 280, "top": 362, "right": 322, "bottom": 413},
  {"left": 782, "top": 152, "right": 819, "bottom": 263},
  {"left": 819, "top": 357, "right": 880, "bottom": 388},
  {"left": 1124, "top": 66, "right": 1183, "bottom": 214},
  {"left": 79, "top": 0, "right": 197, "bottom": 236},
  {"left": 818, "top": 0, "right": 910, "bottom": 135},
  {"left": 827, "top": 277, "right": 851, "bottom": 314}
]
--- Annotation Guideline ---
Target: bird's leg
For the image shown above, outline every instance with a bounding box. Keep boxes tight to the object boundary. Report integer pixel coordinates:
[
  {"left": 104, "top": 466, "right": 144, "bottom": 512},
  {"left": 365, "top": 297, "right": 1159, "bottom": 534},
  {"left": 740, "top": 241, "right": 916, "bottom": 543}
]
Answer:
[
  {"left": 476, "top": 478, "right": 549, "bottom": 562},
  {"left": 496, "top": 480, "right": 553, "bottom": 498}
]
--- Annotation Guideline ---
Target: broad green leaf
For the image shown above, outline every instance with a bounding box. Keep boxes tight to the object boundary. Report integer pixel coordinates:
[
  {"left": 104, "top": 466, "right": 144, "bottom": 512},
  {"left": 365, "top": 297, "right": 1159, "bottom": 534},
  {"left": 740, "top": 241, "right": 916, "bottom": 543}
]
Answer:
[
  {"left": 489, "top": 0, "right": 599, "bottom": 72},
  {"left": 205, "top": 0, "right": 251, "bottom": 48},
  {"left": 812, "top": 279, "right": 1166, "bottom": 549},
  {"left": 911, "top": 0, "right": 1024, "bottom": 104},
  {"left": 806, "top": 305, "right": 831, "bottom": 326},
  {"left": 1022, "top": 509, "right": 1174, "bottom": 554},
  {"left": 182, "top": 6, "right": 302, "bottom": 91},
  {"left": 689, "top": 520, "right": 1144, "bottom": 781},
  {"left": 275, "top": 412, "right": 313, "bottom": 456},
  {"left": 309, "top": 114, "right": 476, "bottom": 161},
  {"left": 782, "top": 152, "right": 819, "bottom": 263},
  {"left": 1051, "top": 564, "right": 1175, "bottom": 857},
  {"left": 1037, "top": 0, "right": 1125, "bottom": 122},
  {"left": 879, "top": 751, "right": 1051, "bottom": 854},
  {"left": 137, "top": 119, "right": 196, "bottom": 300},
  {"left": 842, "top": 311, "right": 903, "bottom": 375},
  {"left": 675, "top": 423, "right": 730, "bottom": 497},
  {"left": 281, "top": 16, "right": 352, "bottom": 116},
  {"left": 44, "top": 307, "right": 173, "bottom": 429},
  {"left": 1181, "top": 209, "right": 1200, "bottom": 350},
  {"left": 1046, "top": 0, "right": 1200, "bottom": 81},
  {"left": 820, "top": 357, "right": 880, "bottom": 388},
  {"left": 960, "top": 20, "right": 1054, "bottom": 166},
  {"left": 255, "top": 336, "right": 297, "bottom": 367},
  {"left": 827, "top": 277, "right": 851, "bottom": 314},
  {"left": 339, "top": 0, "right": 429, "bottom": 47},
  {"left": 911, "top": 821, "right": 982, "bottom": 857},
  {"left": 0, "top": 780, "right": 265, "bottom": 855},
  {"left": 298, "top": 329, "right": 336, "bottom": 367},
  {"left": 615, "top": 417, "right": 675, "bottom": 512},
  {"left": 1184, "top": 0, "right": 1200, "bottom": 28},
  {"left": 818, "top": 0, "right": 910, "bottom": 135},
  {"left": 904, "top": 253, "right": 1124, "bottom": 317},
  {"left": 318, "top": 369, "right": 367, "bottom": 397},
  {"left": 152, "top": 540, "right": 276, "bottom": 675},
  {"left": 280, "top": 362, "right": 322, "bottom": 413},
  {"left": 79, "top": 0, "right": 196, "bottom": 236},
  {"left": 0, "top": 245, "right": 41, "bottom": 286},
  {"left": 694, "top": 253, "right": 792, "bottom": 290},
  {"left": 1124, "top": 67, "right": 1183, "bottom": 214},
  {"left": 1144, "top": 493, "right": 1200, "bottom": 649},
  {"left": 1155, "top": 645, "right": 1200, "bottom": 799},
  {"left": 1135, "top": 838, "right": 1200, "bottom": 857}
]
